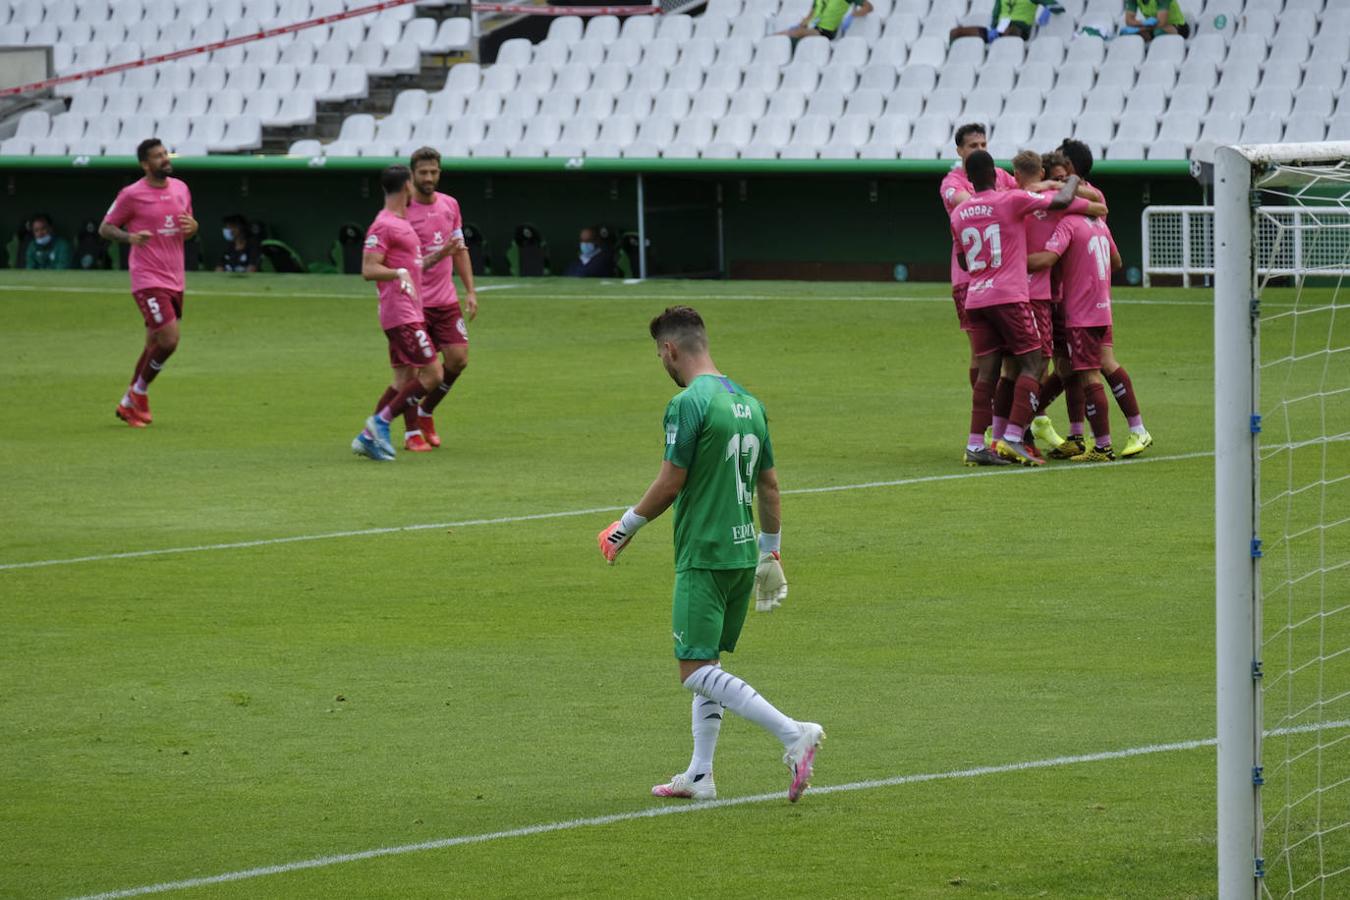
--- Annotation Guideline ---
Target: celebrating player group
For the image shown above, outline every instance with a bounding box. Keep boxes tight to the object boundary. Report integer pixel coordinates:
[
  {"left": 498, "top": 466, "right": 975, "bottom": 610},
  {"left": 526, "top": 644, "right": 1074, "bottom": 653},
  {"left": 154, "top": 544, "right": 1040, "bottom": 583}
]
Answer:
[{"left": 941, "top": 124, "right": 1154, "bottom": 467}]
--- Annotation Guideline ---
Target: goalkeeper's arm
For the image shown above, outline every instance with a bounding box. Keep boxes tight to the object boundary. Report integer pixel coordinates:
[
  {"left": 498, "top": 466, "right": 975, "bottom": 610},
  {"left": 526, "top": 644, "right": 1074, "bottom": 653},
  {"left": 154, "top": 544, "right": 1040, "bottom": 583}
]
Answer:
[{"left": 597, "top": 461, "right": 687, "bottom": 563}]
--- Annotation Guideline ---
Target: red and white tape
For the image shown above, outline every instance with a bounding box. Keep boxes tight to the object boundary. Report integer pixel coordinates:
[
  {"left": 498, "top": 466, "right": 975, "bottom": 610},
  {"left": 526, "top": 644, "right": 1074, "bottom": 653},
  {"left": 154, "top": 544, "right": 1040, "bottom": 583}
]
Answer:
[
  {"left": 0, "top": 0, "right": 423, "bottom": 97},
  {"left": 1, "top": 1, "right": 658, "bottom": 98}
]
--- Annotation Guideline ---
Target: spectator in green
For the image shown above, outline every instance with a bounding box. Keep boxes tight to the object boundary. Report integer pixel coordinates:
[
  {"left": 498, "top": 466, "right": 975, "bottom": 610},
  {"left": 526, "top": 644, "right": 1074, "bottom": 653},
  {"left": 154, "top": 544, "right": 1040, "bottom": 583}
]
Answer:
[
  {"left": 950, "top": 0, "right": 1039, "bottom": 41},
  {"left": 1123, "top": 0, "right": 1189, "bottom": 39},
  {"left": 25, "top": 215, "right": 72, "bottom": 270},
  {"left": 777, "top": 0, "right": 873, "bottom": 40}
]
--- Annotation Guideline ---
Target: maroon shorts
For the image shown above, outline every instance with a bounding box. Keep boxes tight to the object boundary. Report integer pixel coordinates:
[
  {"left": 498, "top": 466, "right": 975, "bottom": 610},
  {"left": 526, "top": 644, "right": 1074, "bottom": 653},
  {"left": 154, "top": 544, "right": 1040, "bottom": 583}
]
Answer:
[
  {"left": 1067, "top": 325, "right": 1114, "bottom": 371},
  {"left": 952, "top": 283, "right": 972, "bottom": 333},
  {"left": 1030, "top": 299, "right": 1053, "bottom": 357},
  {"left": 423, "top": 304, "right": 468, "bottom": 350},
  {"left": 1051, "top": 302, "right": 1070, "bottom": 359},
  {"left": 967, "top": 301, "right": 1042, "bottom": 358},
  {"left": 385, "top": 322, "right": 437, "bottom": 368},
  {"left": 133, "top": 289, "right": 183, "bottom": 332}
]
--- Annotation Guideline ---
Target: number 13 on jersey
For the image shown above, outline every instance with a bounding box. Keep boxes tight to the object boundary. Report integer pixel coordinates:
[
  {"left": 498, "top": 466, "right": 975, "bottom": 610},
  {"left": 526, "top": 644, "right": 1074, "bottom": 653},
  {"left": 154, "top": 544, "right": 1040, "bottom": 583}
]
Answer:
[{"left": 725, "top": 432, "right": 761, "bottom": 506}]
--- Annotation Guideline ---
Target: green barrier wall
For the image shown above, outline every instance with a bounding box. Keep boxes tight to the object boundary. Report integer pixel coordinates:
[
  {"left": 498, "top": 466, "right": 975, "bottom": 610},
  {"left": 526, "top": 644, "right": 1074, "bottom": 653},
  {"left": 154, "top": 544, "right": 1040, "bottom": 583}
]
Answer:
[{"left": 0, "top": 156, "right": 1200, "bottom": 279}]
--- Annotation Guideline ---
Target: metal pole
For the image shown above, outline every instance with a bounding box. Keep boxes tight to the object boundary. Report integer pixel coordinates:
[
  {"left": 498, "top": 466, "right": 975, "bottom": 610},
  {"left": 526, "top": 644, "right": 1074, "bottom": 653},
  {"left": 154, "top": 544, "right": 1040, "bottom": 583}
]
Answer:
[
  {"left": 1214, "top": 144, "right": 1260, "bottom": 900},
  {"left": 637, "top": 171, "right": 647, "bottom": 280}
]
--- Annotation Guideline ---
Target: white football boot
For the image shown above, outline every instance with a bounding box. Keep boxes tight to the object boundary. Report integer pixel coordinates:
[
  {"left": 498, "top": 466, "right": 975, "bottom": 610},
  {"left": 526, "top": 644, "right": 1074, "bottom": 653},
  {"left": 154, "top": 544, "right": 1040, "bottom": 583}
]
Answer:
[
  {"left": 783, "top": 722, "right": 825, "bottom": 802},
  {"left": 650, "top": 772, "right": 717, "bottom": 800}
]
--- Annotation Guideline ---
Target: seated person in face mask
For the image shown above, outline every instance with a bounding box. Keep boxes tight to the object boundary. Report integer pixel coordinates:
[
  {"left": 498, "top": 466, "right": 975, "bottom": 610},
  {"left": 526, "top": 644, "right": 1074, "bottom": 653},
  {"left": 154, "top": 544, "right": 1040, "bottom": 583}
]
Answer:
[
  {"left": 216, "top": 215, "right": 260, "bottom": 273},
  {"left": 564, "top": 226, "right": 615, "bottom": 277},
  {"left": 25, "top": 214, "right": 73, "bottom": 269}
]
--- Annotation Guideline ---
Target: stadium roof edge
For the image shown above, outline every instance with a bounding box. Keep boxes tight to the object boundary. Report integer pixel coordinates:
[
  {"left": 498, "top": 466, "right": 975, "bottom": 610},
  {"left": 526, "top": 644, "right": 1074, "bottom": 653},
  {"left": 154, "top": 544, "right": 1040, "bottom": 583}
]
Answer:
[{"left": 0, "top": 156, "right": 1194, "bottom": 176}]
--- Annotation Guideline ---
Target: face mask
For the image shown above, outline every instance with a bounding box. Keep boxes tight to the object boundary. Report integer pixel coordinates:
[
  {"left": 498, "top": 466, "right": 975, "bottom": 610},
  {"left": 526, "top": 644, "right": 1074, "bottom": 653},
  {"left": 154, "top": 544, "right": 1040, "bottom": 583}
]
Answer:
[
  {"left": 222, "top": 227, "right": 235, "bottom": 241},
  {"left": 35, "top": 234, "right": 52, "bottom": 246},
  {"left": 579, "top": 242, "right": 596, "bottom": 256}
]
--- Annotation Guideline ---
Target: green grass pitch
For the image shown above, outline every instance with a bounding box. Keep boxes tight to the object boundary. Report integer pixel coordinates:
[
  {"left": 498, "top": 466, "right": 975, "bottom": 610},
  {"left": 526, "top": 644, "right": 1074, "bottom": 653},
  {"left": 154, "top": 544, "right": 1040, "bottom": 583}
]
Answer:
[{"left": 1, "top": 271, "right": 1345, "bottom": 899}]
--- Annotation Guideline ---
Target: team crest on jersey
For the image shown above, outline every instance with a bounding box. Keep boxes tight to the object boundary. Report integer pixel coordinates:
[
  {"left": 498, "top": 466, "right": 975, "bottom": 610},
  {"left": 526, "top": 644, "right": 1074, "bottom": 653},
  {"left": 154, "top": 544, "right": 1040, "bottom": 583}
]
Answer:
[{"left": 433, "top": 230, "right": 444, "bottom": 245}]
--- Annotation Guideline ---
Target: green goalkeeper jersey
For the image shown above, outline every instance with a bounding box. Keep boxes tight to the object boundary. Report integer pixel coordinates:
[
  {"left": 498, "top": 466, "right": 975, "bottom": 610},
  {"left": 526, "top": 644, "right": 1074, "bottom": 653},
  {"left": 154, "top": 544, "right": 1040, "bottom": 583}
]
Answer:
[{"left": 662, "top": 373, "right": 776, "bottom": 572}]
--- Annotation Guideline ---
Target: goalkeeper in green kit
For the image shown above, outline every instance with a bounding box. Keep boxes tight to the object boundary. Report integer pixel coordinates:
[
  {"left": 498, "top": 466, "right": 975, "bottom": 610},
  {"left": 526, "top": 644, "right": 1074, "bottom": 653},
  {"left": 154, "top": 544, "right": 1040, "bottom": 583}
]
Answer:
[{"left": 597, "top": 306, "right": 824, "bottom": 803}]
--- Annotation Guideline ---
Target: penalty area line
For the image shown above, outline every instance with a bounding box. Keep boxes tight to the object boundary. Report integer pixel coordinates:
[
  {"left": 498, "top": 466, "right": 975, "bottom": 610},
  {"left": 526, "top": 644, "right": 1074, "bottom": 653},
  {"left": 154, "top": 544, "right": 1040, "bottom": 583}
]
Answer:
[
  {"left": 0, "top": 451, "right": 1209, "bottom": 572},
  {"left": 69, "top": 718, "right": 1350, "bottom": 900}
]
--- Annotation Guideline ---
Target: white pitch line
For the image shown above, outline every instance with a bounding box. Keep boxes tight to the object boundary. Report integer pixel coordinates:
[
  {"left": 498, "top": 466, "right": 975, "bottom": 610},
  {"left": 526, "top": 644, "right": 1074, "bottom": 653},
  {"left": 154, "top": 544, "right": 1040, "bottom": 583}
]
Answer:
[
  {"left": 0, "top": 451, "right": 1209, "bottom": 572},
  {"left": 0, "top": 284, "right": 518, "bottom": 300},
  {"left": 69, "top": 717, "right": 1350, "bottom": 900},
  {"left": 0, "top": 283, "right": 1320, "bottom": 308}
]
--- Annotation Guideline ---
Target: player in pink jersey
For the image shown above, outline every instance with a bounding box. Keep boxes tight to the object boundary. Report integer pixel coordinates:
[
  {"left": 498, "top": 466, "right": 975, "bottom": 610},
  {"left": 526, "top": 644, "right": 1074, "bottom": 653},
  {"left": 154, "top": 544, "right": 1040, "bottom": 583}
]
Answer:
[
  {"left": 1009, "top": 149, "right": 1091, "bottom": 460},
  {"left": 949, "top": 151, "right": 1104, "bottom": 467},
  {"left": 1029, "top": 212, "right": 1153, "bottom": 460},
  {"left": 99, "top": 138, "right": 198, "bottom": 428},
  {"left": 940, "top": 123, "right": 1021, "bottom": 389},
  {"left": 350, "top": 165, "right": 444, "bottom": 462},
  {"left": 401, "top": 146, "right": 478, "bottom": 452},
  {"left": 1030, "top": 151, "right": 1090, "bottom": 456},
  {"left": 1057, "top": 139, "right": 1106, "bottom": 213}
]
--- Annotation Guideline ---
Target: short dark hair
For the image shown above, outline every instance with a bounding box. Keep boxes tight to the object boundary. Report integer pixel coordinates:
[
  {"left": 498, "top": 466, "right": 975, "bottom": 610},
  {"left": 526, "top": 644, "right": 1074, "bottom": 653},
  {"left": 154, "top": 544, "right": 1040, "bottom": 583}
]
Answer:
[
  {"left": 649, "top": 306, "right": 708, "bottom": 352},
  {"left": 380, "top": 165, "right": 412, "bottom": 195},
  {"left": 223, "top": 214, "right": 247, "bottom": 229},
  {"left": 953, "top": 123, "right": 987, "bottom": 149},
  {"left": 136, "top": 138, "right": 164, "bottom": 162},
  {"left": 1058, "top": 139, "right": 1094, "bottom": 179},
  {"left": 30, "top": 213, "right": 52, "bottom": 228},
  {"left": 964, "top": 150, "right": 997, "bottom": 192},
  {"left": 410, "top": 146, "right": 441, "bottom": 169}
]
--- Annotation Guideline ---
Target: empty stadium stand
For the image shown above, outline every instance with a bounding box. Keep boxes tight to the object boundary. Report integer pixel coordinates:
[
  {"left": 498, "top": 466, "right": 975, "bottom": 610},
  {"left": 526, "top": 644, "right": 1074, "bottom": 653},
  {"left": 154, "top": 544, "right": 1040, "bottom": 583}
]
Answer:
[{"left": 0, "top": 0, "right": 1347, "bottom": 161}]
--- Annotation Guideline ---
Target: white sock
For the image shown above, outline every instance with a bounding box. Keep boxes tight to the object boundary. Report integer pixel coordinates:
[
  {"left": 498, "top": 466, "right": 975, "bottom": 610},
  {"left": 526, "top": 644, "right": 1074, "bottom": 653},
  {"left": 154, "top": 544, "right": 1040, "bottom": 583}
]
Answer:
[
  {"left": 1130, "top": 424, "right": 1147, "bottom": 435},
  {"left": 121, "top": 391, "right": 132, "bottom": 406},
  {"left": 684, "top": 693, "right": 723, "bottom": 780},
  {"left": 683, "top": 665, "right": 799, "bottom": 747}
]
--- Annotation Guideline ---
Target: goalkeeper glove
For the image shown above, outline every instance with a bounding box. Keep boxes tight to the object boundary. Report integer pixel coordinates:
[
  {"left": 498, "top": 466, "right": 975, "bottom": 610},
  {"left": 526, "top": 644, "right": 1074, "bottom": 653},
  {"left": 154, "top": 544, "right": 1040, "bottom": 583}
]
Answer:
[
  {"left": 754, "top": 551, "right": 787, "bottom": 611},
  {"left": 597, "top": 508, "right": 646, "bottom": 564}
]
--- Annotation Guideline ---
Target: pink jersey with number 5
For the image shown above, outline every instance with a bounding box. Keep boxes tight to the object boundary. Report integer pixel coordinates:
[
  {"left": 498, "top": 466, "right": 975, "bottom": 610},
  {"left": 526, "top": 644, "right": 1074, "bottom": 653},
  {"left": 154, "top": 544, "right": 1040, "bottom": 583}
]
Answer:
[
  {"left": 1045, "top": 215, "right": 1118, "bottom": 328},
  {"left": 941, "top": 164, "right": 1018, "bottom": 286},
  {"left": 404, "top": 192, "right": 464, "bottom": 310},
  {"left": 949, "top": 190, "right": 1090, "bottom": 310},
  {"left": 364, "top": 210, "right": 424, "bottom": 330},
  {"left": 103, "top": 176, "right": 193, "bottom": 293}
]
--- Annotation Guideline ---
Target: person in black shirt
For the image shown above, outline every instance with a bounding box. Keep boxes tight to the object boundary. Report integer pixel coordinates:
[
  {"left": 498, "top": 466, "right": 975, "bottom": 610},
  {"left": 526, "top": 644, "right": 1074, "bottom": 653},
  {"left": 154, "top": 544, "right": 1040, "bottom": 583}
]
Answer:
[
  {"left": 564, "top": 226, "right": 615, "bottom": 277},
  {"left": 216, "top": 215, "right": 260, "bottom": 273}
]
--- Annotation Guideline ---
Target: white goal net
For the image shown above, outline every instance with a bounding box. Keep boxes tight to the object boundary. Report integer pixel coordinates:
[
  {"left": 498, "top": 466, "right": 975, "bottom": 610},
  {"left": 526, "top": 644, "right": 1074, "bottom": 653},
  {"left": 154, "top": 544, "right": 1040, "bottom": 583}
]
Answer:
[{"left": 1215, "top": 142, "right": 1350, "bottom": 900}]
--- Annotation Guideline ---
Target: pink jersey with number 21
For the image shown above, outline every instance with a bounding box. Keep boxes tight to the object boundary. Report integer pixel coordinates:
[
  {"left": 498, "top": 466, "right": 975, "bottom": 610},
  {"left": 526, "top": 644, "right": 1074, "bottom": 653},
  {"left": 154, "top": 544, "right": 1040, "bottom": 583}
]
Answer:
[
  {"left": 949, "top": 190, "right": 1090, "bottom": 310},
  {"left": 941, "top": 164, "right": 1018, "bottom": 286}
]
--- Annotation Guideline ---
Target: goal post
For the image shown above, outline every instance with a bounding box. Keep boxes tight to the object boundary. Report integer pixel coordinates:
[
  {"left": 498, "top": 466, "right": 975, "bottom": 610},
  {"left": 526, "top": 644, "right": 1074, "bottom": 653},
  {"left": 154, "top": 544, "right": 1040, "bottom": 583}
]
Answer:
[
  {"left": 1214, "top": 142, "right": 1350, "bottom": 900},
  {"left": 1215, "top": 143, "right": 1259, "bottom": 900}
]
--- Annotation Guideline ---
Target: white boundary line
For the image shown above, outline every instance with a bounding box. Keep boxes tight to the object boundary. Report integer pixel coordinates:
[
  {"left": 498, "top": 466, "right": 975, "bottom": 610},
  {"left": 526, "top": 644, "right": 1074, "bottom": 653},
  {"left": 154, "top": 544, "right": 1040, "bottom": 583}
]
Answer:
[
  {"left": 0, "top": 284, "right": 518, "bottom": 300},
  {"left": 0, "top": 451, "right": 1212, "bottom": 572},
  {"left": 0, "top": 283, "right": 1226, "bottom": 306},
  {"left": 69, "top": 718, "right": 1350, "bottom": 900}
]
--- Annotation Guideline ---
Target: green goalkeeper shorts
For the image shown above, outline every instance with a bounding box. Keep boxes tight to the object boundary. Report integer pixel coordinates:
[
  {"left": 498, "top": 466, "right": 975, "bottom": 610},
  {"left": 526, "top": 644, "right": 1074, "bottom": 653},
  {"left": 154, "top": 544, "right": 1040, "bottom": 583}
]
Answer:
[{"left": 671, "top": 566, "right": 755, "bottom": 660}]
